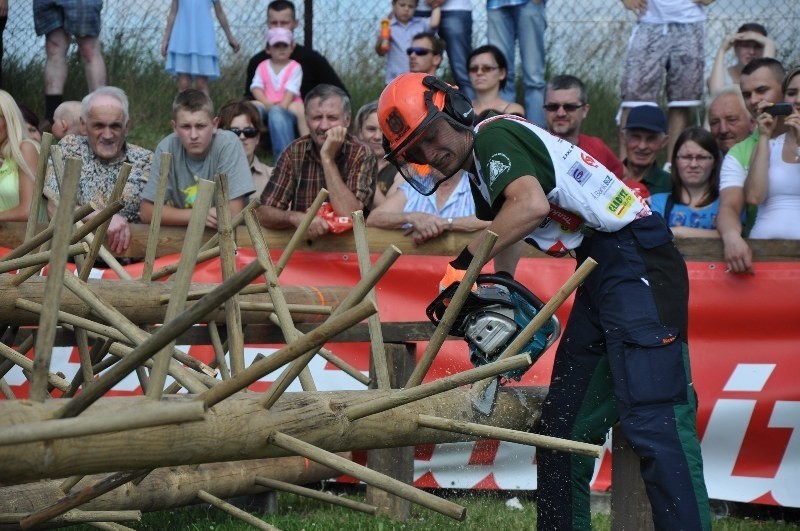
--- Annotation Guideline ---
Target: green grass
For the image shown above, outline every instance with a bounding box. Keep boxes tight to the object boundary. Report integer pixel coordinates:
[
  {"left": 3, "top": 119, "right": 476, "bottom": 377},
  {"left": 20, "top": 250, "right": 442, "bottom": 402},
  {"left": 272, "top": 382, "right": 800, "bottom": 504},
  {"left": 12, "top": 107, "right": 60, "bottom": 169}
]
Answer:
[{"left": 63, "top": 489, "right": 800, "bottom": 530}]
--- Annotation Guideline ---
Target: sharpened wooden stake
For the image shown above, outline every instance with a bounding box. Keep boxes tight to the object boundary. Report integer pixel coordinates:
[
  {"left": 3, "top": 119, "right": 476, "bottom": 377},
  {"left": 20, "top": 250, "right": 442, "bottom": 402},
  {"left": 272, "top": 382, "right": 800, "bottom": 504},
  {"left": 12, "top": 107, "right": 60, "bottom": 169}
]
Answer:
[
  {"left": 255, "top": 476, "right": 377, "bottom": 514},
  {"left": 196, "top": 490, "right": 279, "bottom": 531},
  {"left": 140, "top": 152, "right": 172, "bottom": 282},
  {"left": 54, "top": 256, "right": 268, "bottom": 419},
  {"left": 148, "top": 179, "right": 216, "bottom": 397},
  {"left": 470, "top": 257, "right": 598, "bottom": 401},
  {"left": 269, "top": 431, "right": 466, "bottom": 521},
  {"left": 406, "top": 230, "right": 497, "bottom": 388},
  {"left": 244, "top": 209, "right": 316, "bottom": 391},
  {"left": 274, "top": 188, "right": 328, "bottom": 276},
  {"left": 352, "top": 210, "right": 390, "bottom": 389},
  {"left": 344, "top": 353, "right": 532, "bottom": 421},
  {"left": 200, "top": 299, "right": 377, "bottom": 409},
  {"left": 28, "top": 157, "right": 81, "bottom": 402},
  {"left": 417, "top": 414, "right": 602, "bottom": 457}
]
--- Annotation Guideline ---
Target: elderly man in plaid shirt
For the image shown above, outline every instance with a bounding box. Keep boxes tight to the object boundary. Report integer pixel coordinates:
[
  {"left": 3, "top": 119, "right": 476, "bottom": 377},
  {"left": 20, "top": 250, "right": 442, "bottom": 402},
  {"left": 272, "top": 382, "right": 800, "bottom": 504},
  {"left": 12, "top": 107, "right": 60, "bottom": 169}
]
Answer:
[{"left": 257, "top": 84, "right": 377, "bottom": 240}]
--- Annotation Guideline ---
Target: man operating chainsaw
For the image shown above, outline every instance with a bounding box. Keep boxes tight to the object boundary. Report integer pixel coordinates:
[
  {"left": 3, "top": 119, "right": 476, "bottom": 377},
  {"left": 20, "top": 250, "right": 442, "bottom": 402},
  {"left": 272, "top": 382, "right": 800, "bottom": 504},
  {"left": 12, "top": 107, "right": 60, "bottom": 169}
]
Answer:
[{"left": 377, "top": 73, "right": 710, "bottom": 531}]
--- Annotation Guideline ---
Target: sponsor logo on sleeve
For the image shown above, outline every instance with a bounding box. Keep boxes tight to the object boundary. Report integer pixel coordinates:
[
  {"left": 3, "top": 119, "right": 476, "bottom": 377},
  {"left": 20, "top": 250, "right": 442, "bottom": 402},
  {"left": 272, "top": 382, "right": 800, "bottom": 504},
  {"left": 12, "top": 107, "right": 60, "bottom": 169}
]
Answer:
[
  {"left": 581, "top": 152, "right": 599, "bottom": 168},
  {"left": 591, "top": 175, "right": 614, "bottom": 199},
  {"left": 487, "top": 153, "right": 511, "bottom": 186},
  {"left": 567, "top": 161, "right": 591, "bottom": 185},
  {"left": 606, "top": 188, "right": 634, "bottom": 217}
]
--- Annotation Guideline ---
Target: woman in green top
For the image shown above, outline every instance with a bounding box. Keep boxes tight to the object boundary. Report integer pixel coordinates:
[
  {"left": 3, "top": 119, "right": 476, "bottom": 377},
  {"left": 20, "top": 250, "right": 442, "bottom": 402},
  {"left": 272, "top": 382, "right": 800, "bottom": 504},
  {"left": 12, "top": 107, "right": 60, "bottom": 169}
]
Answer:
[{"left": 0, "top": 90, "right": 39, "bottom": 222}]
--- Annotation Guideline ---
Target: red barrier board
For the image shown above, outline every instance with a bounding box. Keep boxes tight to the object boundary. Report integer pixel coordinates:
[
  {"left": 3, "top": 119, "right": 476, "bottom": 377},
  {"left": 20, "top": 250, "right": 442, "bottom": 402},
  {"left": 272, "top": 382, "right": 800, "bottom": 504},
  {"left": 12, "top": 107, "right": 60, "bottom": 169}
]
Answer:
[{"left": 4, "top": 249, "right": 799, "bottom": 506}]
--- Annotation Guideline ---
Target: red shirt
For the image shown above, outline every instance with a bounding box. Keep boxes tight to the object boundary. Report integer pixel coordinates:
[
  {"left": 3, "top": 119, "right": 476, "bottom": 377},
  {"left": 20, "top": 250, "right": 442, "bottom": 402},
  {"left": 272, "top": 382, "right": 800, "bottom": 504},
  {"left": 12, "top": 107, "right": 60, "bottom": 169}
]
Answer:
[{"left": 577, "top": 134, "right": 624, "bottom": 180}]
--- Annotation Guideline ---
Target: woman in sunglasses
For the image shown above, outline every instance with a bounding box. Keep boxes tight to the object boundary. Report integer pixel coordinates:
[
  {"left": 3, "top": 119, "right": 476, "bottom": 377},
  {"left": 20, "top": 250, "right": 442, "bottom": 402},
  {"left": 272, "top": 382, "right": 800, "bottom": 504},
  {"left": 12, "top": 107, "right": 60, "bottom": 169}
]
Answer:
[
  {"left": 467, "top": 44, "right": 524, "bottom": 123},
  {"left": 216, "top": 99, "right": 273, "bottom": 199}
]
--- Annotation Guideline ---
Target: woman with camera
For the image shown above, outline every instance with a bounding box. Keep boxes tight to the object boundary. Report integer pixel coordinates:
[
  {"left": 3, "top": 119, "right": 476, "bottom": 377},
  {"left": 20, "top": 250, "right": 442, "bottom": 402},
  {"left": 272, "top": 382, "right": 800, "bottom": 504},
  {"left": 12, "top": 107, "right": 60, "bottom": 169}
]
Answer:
[{"left": 743, "top": 66, "right": 800, "bottom": 240}]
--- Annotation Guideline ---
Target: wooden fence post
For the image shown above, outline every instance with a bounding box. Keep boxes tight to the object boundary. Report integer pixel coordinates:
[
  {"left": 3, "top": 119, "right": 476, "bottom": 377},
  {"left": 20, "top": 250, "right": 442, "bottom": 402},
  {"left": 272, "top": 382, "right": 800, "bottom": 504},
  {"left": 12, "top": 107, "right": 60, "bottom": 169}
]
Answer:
[
  {"left": 366, "top": 342, "right": 416, "bottom": 520},
  {"left": 610, "top": 425, "right": 654, "bottom": 530}
]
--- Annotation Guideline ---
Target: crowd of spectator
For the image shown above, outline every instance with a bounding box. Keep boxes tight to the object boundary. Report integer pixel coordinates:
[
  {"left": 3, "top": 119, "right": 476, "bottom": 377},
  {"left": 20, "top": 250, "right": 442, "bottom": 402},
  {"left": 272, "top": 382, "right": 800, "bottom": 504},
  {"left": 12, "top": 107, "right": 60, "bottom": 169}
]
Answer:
[{"left": 0, "top": 0, "right": 796, "bottom": 264}]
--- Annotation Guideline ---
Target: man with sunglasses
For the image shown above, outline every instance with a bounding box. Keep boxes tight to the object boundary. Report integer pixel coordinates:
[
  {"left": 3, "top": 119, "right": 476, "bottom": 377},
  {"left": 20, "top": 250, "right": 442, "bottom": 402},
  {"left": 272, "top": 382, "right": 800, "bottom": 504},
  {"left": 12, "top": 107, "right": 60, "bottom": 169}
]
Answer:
[
  {"left": 408, "top": 32, "right": 444, "bottom": 76},
  {"left": 378, "top": 72, "right": 711, "bottom": 531},
  {"left": 544, "top": 75, "right": 623, "bottom": 180}
]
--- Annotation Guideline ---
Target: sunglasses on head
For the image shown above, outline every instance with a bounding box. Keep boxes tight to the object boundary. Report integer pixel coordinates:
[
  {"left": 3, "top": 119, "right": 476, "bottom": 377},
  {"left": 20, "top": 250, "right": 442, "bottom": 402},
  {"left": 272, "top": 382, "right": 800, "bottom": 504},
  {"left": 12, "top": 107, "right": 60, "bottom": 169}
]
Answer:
[
  {"left": 406, "top": 47, "right": 433, "bottom": 57},
  {"left": 469, "top": 65, "right": 499, "bottom": 74},
  {"left": 542, "top": 103, "right": 585, "bottom": 112},
  {"left": 229, "top": 127, "right": 258, "bottom": 138}
]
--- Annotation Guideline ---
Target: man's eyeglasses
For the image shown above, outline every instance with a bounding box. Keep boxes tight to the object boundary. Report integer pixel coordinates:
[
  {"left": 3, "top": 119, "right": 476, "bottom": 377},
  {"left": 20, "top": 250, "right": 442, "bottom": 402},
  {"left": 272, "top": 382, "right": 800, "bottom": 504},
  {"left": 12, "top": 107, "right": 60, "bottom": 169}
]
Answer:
[
  {"left": 542, "top": 103, "right": 585, "bottom": 113},
  {"left": 229, "top": 127, "right": 258, "bottom": 138},
  {"left": 676, "top": 154, "right": 714, "bottom": 163},
  {"left": 469, "top": 65, "right": 499, "bottom": 74},
  {"left": 406, "top": 47, "right": 433, "bottom": 57}
]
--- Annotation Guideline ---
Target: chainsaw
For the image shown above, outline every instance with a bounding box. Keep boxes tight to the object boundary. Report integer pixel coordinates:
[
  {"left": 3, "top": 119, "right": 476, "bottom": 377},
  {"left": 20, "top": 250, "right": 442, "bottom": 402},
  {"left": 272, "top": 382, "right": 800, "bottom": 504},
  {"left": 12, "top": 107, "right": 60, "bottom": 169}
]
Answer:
[{"left": 426, "top": 273, "right": 561, "bottom": 414}]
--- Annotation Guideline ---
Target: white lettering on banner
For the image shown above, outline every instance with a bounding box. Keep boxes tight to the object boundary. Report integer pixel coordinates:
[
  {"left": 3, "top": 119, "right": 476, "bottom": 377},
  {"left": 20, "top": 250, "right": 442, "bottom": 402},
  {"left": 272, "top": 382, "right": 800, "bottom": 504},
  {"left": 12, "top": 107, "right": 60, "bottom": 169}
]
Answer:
[{"left": 701, "top": 363, "right": 799, "bottom": 506}]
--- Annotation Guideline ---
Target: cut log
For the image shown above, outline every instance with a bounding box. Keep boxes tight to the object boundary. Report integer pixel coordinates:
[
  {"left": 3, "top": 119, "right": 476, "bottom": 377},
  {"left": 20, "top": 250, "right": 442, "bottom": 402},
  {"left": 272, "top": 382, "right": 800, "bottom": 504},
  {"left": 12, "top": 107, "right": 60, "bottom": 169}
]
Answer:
[{"left": 0, "top": 387, "right": 547, "bottom": 485}]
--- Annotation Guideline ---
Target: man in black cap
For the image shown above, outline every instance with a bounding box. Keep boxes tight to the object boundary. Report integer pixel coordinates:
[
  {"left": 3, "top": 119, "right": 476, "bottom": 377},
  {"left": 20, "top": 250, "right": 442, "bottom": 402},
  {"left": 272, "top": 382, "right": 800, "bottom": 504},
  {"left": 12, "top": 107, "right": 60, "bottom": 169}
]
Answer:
[{"left": 620, "top": 104, "right": 671, "bottom": 201}]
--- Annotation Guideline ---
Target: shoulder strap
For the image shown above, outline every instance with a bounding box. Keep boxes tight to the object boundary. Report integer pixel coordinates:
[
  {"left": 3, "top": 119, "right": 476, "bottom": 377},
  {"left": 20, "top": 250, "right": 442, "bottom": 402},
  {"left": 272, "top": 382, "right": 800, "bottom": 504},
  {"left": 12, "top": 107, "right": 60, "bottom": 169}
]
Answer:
[{"left": 663, "top": 195, "right": 675, "bottom": 225}]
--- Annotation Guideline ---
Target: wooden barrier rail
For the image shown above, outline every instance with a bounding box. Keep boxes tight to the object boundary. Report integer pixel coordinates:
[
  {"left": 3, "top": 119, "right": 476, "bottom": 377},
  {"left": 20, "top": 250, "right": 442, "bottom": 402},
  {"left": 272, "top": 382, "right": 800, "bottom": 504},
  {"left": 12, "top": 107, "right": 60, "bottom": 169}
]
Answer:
[{"left": 0, "top": 222, "right": 798, "bottom": 261}]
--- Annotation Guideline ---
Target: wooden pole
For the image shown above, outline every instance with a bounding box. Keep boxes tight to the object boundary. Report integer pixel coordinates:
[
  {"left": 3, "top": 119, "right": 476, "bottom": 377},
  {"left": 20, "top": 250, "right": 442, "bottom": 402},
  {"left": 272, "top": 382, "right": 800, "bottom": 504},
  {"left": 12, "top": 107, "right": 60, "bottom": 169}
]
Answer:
[
  {"left": 405, "top": 230, "right": 497, "bottom": 387},
  {"left": 24, "top": 132, "right": 53, "bottom": 241},
  {"left": 54, "top": 256, "right": 269, "bottom": 419},
  {"left": 19, "top": 470, "right": 148, "bottom": 529},
  {"left": 28, "top": 157, "right": 81, "bottom": 402},
  {"left": 0, "top": 510, "right": 141, "bottom": 524},
  {"left": 196, "top": 490, "right": 279, "bottom": 530},
  {"left": 148, "top": 179, "right": 216, "bottom": 397},
  {"left": 201, "top": 299, "right": 377, "bottom": 409},
  {"left": 269, "top": 430, "right": 466, "bottom": 521},
  {"left": 244, "top": 209, "right": 316, "bottom": 391},
  {"left": 198, "top": 196, "right": 260, "bottom": 253},
  {"left": 10, "top": 200, "right": 124, "bottom": 287},
  {"left": 0, "top": 242, "right": 88, "bottom": 274},
  {"left": 149, "top": 245, "right": 220, "bottom": 281},
  {"left": 417, "top": 414, "right": 602, "bottom": 457},
  {"left": 255, "top": 476, "right": 377, "bottom": 514},
  {"left": 344, "top": 353, "right": 532, "bottom": 421},
  {"left": 352, "top": 210, "right": 389, "bottom": 389},
  {"left": 470, "top": 257, "right": 598, "bottom": 401},
  {"left": 140, "top": 152, "right": 171, "bottom": 282},
  {"left": 214, "top": 174, "right": 247, "bottom": 377},
  {"left": 207, "top": 320, "right": 230, "bottom": 380},
  {"left": 611, "top": 425, "right": 655, "bottom": 531},
  {"left": 0, "top": 401, "right": 205, "bottom": 446},
  {"left": 259, "top": 246, "right": 400, "bottom": 409},
  {"left": 240, "top": 302, "right": 331, "bottom": 314},
  {"left": 3, "top": 455, "right": 346, "bottom": 514},
  {"left": 79, "top": 163, "right": 132, "bottom": 281},
  {"left": 274, "top": 188, "right": 328, "bottom": 276}
]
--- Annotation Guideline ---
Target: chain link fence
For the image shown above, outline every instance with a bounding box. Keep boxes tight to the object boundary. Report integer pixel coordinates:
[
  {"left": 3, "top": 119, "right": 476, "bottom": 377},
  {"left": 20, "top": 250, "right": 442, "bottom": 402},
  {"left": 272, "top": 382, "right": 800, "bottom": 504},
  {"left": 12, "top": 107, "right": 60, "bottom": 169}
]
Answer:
[{"left": 2, "top": 0, "right": 798, "bottom": 132}]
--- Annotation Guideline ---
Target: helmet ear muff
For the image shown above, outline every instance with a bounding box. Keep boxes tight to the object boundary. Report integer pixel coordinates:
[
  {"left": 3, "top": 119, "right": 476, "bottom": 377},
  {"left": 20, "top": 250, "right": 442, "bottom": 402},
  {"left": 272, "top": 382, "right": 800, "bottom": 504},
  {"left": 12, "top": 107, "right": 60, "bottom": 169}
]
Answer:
[{"left": 422, "top": 76, "right": 474, "bottom": 126}]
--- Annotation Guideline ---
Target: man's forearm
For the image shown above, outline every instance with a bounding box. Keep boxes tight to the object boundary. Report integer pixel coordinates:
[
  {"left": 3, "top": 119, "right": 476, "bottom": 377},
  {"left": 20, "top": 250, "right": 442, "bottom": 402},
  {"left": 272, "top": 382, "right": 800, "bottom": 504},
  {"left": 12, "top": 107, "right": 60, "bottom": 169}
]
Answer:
[
  {"left": 256, "top": 204, "right": 304, "bottom": 229},
  {"left": 321, "top": 158, "right": 362, "bottom": 215}
]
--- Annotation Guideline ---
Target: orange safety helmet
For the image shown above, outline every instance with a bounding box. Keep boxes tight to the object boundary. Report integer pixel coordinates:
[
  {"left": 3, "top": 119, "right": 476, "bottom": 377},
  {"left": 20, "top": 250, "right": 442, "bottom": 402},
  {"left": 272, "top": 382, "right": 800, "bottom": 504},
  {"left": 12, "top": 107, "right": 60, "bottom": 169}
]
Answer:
[{"left": 378, "top": 73, "right": 447, "bottom": 159}]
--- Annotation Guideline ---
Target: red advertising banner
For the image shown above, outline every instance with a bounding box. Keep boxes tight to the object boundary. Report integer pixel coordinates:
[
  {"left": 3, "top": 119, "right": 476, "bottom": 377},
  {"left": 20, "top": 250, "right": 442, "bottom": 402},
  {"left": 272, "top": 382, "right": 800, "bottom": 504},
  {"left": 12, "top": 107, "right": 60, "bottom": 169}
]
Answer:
[{"left": 3, "top": 249, "right": 799, "bottom": 507}]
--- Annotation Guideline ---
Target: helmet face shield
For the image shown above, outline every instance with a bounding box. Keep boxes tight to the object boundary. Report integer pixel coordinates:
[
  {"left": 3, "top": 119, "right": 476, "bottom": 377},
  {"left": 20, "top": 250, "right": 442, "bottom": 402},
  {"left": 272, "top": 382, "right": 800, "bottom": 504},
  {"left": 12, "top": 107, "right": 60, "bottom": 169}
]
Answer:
[{"left": 386, "top": 114, "right": 473, "bottom": 196}]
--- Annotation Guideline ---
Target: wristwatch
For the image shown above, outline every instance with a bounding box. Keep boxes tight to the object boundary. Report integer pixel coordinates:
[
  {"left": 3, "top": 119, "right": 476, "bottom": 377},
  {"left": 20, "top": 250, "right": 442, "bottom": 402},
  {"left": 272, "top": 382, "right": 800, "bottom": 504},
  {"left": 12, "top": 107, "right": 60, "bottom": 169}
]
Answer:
[{"left": 447, "top": 217, "right": 453, "bottom": 230}]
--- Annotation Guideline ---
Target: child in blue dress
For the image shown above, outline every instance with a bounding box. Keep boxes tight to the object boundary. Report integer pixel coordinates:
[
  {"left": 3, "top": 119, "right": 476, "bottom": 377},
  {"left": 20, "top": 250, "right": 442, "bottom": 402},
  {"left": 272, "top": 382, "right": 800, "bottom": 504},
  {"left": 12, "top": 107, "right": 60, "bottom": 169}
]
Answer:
[{"left": 162, "top": 0, "right": 240, "bottom": 94}]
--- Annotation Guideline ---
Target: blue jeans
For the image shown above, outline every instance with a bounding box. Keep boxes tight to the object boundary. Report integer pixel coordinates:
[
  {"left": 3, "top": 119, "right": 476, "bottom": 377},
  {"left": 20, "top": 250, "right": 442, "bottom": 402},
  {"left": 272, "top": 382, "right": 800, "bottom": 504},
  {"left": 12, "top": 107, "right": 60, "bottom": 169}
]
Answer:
[
  {"left": 259, "top": 106, "right": 297, "bottom": 160},
  {"left": 414, "top": 9, "right": 474, "bottom": 100},
  {"left": 487, "top": 1, "right": 547, "bottom": 127}
]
